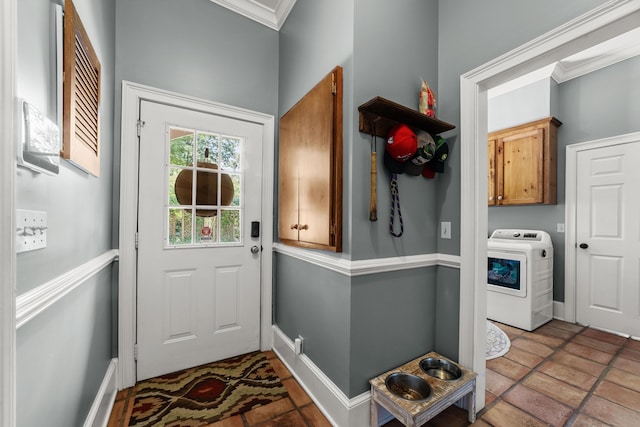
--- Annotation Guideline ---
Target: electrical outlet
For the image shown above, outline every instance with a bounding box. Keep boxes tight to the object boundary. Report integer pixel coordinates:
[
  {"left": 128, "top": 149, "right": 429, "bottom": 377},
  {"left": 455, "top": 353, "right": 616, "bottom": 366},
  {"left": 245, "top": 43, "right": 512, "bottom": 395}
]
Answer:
[
  {"left": 294, "top": 336, "right": 304, "bottom": 355},
  {"left": 441, "top": 221, "right": 451, "bottom": 239},
  {"left": 556, "top": 223, "right": 565, "bottom": 233}
]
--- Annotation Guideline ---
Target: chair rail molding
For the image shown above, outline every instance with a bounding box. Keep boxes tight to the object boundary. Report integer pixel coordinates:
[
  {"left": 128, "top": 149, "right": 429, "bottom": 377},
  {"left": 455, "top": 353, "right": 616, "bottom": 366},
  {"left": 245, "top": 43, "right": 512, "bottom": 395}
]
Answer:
[
  {"left": 16, "top": 250, "right": 119, "bottom": 329},
  {"left": 273, "top": 243, "right": 461, "bottom": 276}
]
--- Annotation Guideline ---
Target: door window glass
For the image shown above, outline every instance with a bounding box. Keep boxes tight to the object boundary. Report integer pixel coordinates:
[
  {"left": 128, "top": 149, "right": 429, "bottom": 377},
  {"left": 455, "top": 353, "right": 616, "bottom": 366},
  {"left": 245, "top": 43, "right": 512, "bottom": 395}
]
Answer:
[{"left": 166, "top": 127, "right": 242, "bottom": 247}]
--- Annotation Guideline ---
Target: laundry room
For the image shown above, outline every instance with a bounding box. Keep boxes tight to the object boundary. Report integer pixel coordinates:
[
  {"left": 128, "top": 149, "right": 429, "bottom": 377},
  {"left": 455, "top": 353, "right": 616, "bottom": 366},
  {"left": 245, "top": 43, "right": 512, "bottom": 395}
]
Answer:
[{"left": 486, "top": 34, "right": 640, "bottom": 334}]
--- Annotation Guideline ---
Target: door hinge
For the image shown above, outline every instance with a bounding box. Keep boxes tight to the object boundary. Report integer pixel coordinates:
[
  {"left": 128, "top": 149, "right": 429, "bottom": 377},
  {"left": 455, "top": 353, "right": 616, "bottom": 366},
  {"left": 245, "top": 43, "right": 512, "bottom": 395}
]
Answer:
[
  {"left": 330, "top": 224, "right": 336, "bottom": 235},
  {"left": 134, "top": 344, "right": 139, "bottom": 361},
  {"left": 136, "top": 119, "right": 145, "bottom": 137},
  {"left": 331, "top": 73, "right": 337, "bottom": 95},
  {"left": 135, "top": 232, "right": 139, "bottom": 249}
]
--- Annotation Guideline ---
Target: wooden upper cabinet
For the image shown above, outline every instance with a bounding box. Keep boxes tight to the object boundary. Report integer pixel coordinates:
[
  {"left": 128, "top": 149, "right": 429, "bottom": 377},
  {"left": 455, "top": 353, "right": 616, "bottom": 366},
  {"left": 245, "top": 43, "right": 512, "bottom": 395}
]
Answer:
[
  {"left": 488, "top": 117, "right": 561, "bottom": 206},
  {"left": 278, "top": 66, "right": 343, "bottom": 252}
]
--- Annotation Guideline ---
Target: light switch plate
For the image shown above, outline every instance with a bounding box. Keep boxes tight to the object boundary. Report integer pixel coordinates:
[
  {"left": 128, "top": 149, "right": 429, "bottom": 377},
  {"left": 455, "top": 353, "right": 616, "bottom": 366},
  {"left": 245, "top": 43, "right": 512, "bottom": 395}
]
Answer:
[
  {"left": 16, "top": 210, "right": 47, "bottom": 253},
  {"left": 441, "top": 221, "right": 451, "bottom": 239}
]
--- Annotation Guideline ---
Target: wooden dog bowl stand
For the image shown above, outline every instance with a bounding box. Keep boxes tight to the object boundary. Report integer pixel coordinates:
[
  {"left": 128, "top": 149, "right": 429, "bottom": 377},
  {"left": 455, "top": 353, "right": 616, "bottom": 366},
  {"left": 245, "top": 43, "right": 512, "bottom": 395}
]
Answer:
[{"left": 369, "top": 352, "right": 477, "bottom": 427}]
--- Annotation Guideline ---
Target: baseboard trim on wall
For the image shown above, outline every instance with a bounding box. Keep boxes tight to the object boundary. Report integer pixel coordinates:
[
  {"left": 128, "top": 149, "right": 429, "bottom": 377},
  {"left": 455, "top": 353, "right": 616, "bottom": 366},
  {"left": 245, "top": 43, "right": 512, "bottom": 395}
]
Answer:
[
  {"left": 272, "top": 325, "right": 373, "bottom": 427},
  {"left": 552, "top": 301, "right": 565, "bottom": 321},
  {"left": 273, "top": 243, "right": 460, "bottom": 276},
  {"left": 83, "top": 358, "right": 118, "bottom": 427},
  {"left": 16, "top": 249, "right": 119, "bottom": 328}
]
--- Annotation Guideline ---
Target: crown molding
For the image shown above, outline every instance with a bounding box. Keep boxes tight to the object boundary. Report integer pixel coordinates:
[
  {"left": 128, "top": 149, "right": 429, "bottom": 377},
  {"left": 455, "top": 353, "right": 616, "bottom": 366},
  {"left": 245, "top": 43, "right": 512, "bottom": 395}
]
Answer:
[
  {"left": 552, "top": 29, "right": 640, "bottom": 82},
  {"left": 208, "top": 0, "right": 297, "bottom": 31},
  {"left": 489, "top": 26, "right": 640, "bottom": 98}
]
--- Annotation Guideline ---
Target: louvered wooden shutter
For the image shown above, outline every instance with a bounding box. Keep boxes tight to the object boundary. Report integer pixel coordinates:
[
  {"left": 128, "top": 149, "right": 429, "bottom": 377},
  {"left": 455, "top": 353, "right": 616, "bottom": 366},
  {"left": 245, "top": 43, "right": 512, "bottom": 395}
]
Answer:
[{"left": 62, "top": 0, "right": 101, "bottom": 176}]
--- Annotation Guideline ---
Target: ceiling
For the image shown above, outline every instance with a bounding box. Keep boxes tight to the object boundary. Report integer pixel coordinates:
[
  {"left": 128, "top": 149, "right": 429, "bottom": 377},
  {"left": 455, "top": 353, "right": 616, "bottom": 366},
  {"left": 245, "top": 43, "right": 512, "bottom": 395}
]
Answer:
[{"left": 208, "top": 0, "right": 297, "bottom": 30}]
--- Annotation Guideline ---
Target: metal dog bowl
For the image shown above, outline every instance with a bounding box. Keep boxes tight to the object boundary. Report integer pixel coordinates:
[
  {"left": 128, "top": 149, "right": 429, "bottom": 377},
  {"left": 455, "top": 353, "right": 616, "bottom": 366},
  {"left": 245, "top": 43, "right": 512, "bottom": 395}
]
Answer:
[
  {"left": 419, "top": 358, "right": 462, "bottom": 381},
  {"left": 385, "top": 373, "right": 432, "bottom": 401}
]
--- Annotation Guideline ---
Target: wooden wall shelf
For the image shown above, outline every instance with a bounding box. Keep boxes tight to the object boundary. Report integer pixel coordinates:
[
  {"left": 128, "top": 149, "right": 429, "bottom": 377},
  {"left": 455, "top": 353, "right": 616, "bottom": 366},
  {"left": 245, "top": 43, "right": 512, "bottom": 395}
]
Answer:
[{"left": 358, "top": 96, "right": 455, "bottom": 137}]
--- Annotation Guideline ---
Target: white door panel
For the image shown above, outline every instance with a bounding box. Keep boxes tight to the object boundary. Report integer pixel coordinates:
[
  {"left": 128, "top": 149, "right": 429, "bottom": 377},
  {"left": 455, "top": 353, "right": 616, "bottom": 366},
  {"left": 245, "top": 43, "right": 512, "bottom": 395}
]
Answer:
[
  {"left": 136, "top": 100, "right": 263, "bottom": 380},
  {"left": 576, "top": 140, "right": 640, "bottom": 336}
]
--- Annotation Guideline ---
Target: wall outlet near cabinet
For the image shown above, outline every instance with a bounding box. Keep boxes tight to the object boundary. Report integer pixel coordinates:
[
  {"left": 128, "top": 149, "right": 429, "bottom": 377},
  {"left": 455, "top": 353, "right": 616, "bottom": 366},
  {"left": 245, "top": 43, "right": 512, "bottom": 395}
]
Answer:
[
  {"left": 441, "top": 221, "right": 451, "bottom": 239},
  {"left": 556, "top": 223, "right": 565, "bottom": 233}
]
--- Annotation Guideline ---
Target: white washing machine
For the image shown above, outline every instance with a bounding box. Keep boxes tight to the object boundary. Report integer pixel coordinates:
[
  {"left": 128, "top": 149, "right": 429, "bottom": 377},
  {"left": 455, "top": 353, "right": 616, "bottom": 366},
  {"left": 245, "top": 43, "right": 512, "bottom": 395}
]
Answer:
[{"left": 487, "top": 229, "right": 553, "bottom": 331}]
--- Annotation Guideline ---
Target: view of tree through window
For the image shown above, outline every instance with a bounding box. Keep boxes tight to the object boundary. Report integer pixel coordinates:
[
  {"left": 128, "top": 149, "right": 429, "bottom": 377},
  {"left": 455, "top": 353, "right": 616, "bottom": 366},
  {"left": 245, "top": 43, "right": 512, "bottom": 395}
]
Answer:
[{"left": 167, "top": 128, "right": 242, "bottom": 246}]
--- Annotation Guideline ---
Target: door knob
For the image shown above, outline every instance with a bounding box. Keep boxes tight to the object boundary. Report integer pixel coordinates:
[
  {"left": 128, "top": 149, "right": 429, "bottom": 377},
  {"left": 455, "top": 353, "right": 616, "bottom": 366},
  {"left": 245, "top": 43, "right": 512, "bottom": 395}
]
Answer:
[
  {"left": 497, "top": 195, "right": 503, "bottom": 201},
  {"left": 579, "top": 243, "right": 589, "bottom": 249},
  {"left": 251, "top": 245, "right": 260, "bottom": 254}
]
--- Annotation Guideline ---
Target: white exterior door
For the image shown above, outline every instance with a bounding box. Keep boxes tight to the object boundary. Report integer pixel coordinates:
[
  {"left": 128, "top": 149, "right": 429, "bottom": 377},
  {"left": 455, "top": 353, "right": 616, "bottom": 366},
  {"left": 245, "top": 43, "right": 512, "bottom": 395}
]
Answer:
[
  {"left": 576, "top": 139, "right": 640, "bottom": 337},
  {"left": 136, "top": 100, "right": 263, "bottom": 380}
]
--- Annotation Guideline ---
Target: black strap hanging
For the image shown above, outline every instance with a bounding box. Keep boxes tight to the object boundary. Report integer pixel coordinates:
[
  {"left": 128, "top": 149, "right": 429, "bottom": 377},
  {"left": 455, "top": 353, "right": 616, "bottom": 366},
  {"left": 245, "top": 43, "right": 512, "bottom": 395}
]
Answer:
[{"left": 389, "top": 173, "right": 403, "bottom": 237}]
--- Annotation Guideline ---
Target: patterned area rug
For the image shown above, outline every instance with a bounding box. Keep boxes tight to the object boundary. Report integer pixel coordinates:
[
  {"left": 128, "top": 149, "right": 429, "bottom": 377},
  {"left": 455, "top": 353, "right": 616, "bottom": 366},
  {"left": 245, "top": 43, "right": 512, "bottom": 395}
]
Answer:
[
  {"left": 129, "top": 352, "right": 288, "bottom": 427},
  {"left": 486, "top": 321, "right": 511, "bottom": 360}
]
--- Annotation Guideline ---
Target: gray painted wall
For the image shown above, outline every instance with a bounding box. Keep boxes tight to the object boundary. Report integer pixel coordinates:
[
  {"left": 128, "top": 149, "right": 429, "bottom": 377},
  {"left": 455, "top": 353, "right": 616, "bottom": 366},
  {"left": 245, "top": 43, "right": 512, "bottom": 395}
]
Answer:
[
  {"left": 276, "top": 0, "right": 443, "bottom": 398},
  {"left": 17, "top": 268, "right": 114, "bottom": 427},
  {"left": 349, "top": 268, "right": 437, "bottom": 394},
  {"left": 113, "top": 0, "right": 280, "bottom": 240},
  {"left": 434, "top": 266, "right": 461, "bottom": 360},
  {"left": 274, "top": 254, "right": 352, "bottom": 393},
  {"left": 434, "top": 0, "right": 608, "bottom": 356},
  {"left": 114, "top": 0, "right": 279, "bottom": 118},
  {"left": 436, "top": 0, "right": 606, "bottom": 256},
  {"left": 15, "top": 0, "right": 116, "bottom": 425},
  {"left": 488, "top": 78, "right": 555, "bottom": 132},
  {"left": 351, "top": 0, "right": 440, "bottom": 261}
]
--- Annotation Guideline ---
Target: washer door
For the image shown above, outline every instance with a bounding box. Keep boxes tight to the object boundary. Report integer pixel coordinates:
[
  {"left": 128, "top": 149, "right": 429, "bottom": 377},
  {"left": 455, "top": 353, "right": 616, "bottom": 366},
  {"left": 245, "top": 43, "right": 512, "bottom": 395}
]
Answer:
[{"left": 487, "top": 250, "right": 527, "bottom": 297}]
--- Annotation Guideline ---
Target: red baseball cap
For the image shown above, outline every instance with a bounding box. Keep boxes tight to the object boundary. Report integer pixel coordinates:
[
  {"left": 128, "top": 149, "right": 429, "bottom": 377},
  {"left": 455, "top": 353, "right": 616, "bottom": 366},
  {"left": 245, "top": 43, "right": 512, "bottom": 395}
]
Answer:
[{"left": 386, "top": 124, "right": 417, "bottom": 162}]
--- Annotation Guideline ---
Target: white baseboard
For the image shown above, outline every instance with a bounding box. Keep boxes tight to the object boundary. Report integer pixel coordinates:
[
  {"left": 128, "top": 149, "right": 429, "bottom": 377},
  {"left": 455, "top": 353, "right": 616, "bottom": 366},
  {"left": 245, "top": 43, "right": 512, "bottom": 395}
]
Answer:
[
  {"left": 272, "top": 326, "right": 374, "bottom": 427},
  {"left": 552, "top": 301, "right": 565, "bottom": 321},
  {"left": 83, "top": 358, "right": 118, "bottom": 427}
]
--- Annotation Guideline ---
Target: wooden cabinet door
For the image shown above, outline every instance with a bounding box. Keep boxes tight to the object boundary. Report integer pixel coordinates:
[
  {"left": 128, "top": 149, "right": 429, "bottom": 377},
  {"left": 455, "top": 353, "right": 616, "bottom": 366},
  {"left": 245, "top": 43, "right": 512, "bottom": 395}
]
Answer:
[
  {"left": 488, "top": 138, "right": 496, "bottom": 205},
  {"left": 278, "top": 117, "right": 300, "bottom": 242},
  {"left": 278, "top": 66, "right": 343, "bottom": 252},
  {"left": 497, "top": 128, "right": 544, "bottom": 205},
  {"left": 488, "top": 117, "right": 560, "bottom": 206}
]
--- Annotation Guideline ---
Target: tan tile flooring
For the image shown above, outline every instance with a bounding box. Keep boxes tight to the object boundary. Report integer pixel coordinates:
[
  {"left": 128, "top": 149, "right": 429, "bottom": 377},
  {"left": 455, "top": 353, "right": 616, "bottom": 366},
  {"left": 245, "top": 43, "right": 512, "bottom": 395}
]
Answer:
[
  {"left": 384, "top": 319, "right": 640, "bottom": 427},
  {"left": 109, "top": 320, "right": 640, "bottom": 426},
  {"left": 107, "top": 350, "right": 332, "bottom": 427}
]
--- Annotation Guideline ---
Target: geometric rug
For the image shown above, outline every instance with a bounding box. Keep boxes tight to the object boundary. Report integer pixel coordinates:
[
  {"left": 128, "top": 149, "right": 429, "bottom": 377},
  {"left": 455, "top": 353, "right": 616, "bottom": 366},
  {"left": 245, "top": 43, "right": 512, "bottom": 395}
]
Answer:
[
  {"left": 128, "top": 352, "right": 288, "bottom": 427},
  {"left": 486, "top": 320, "right": 511, "bottom": 360}
]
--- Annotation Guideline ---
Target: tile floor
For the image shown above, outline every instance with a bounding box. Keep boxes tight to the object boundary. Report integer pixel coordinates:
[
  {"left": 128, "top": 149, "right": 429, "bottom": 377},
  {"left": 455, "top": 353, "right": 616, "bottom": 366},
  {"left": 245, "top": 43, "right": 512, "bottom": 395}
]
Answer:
[
  {"left": 384, "top": 319, "right": 640, "bottom": 427},
  {"left": 109, "top": 320, "right": 640, "bottom": 426},
  {"left": 107, "top": 350, "right": 332, "bottom": 427}
]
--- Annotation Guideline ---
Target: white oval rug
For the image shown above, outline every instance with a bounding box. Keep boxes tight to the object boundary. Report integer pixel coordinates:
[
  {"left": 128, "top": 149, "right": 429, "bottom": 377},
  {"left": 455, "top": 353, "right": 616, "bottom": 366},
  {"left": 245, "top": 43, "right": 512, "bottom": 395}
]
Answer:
[{"left": 486, "top": 321, "right": 511, "bottom": 360}]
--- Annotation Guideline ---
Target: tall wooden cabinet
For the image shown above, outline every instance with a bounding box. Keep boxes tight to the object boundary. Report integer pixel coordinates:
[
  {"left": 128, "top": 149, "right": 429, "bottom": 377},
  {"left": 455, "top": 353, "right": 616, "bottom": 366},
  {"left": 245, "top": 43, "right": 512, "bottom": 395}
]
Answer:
[
  {"left": 488, "top": 117, "right": 561, "bottom": 206},
  {"left": 279, "top": 66, "right": 343, "bottom": 252}
]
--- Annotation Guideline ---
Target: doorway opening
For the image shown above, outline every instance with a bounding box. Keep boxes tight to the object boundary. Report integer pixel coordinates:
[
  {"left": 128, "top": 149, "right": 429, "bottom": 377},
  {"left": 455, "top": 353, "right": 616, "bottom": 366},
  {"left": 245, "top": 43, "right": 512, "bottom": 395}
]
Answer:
[{"left": 458, "top": 1, "right": 640, "bottom": 411}]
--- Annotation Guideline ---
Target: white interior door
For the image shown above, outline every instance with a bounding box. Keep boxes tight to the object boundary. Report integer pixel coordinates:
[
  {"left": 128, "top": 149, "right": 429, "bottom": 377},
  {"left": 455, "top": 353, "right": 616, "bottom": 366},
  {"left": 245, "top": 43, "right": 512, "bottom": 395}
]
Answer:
[
  {"left": 136, "top": 100, "right": 263, "bottom": 380},
  {"left": 576, "top": 139, "right": 640, "bottom": 337}
]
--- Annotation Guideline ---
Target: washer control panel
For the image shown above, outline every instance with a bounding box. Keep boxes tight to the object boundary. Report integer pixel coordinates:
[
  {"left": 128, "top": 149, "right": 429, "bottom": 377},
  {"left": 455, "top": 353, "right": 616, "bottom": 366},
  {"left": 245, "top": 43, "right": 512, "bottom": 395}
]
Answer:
[{"left": 490, "top": 229, "right": 544, "bottom": 241}]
